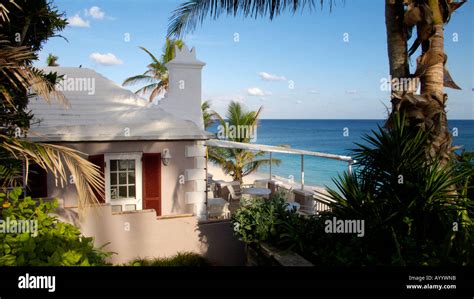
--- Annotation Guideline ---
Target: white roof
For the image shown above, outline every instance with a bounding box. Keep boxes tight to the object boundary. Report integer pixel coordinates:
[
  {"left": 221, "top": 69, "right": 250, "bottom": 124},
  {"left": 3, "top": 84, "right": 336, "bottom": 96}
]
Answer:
[{"left": 28, "top": 67, "right": 212, "bottom": 142}]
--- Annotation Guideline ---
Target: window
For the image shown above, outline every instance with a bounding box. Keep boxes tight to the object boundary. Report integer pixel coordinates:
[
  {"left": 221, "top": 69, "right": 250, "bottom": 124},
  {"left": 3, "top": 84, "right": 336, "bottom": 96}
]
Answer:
[
  {"left": 105, "top": 153, "right": 142, "bottom": 212},
  {"left": 109, "top": 159, "right": 136, "bottom": 200}
]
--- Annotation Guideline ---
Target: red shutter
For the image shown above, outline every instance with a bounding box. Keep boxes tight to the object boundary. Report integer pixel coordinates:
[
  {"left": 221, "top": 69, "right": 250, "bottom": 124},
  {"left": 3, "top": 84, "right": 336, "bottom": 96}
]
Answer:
[
  {"left": 27, "top": 164, "right": 48, "bottom": 198},
  {"left": 88, "top": 154, "right": 105, "bottom": 203},
  {"left": 142, "top": 153, "right": 161, "bottom": 216}
]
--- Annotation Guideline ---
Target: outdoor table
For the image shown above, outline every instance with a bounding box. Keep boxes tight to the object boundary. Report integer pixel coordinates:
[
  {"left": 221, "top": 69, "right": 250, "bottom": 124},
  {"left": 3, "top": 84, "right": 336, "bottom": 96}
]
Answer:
[{"left": 242, "top": 188, "right": 271, "bottom": 196}]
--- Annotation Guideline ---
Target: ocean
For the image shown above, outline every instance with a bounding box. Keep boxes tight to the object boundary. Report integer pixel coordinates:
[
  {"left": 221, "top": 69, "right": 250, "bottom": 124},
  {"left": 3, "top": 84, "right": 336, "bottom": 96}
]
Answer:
[{"left": 209, "top": 119, "right": 474, "bottom": 188}]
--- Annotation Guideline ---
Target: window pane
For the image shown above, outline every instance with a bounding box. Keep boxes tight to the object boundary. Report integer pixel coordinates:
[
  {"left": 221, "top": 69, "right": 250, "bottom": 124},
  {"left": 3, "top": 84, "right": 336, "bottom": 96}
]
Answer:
[
  {"left": 110, "top": 172, "right": 117, "bottom": 185},
  {"left": 128, "top": 160, "right": 135, "bottom": 170},
  {"left": 111, "top": 187, "right": 118, "bottom": 199},
  {"left": 119, "top": 172, "right": 127, "bottom": 184},
  {"left": 119, "top": 160, "right": 128, "bottom": 171},
  {"left": 128, "top": 172, "right": 135, "bottom": 185},
  {"left": 110, "top": 160, "right": 117, "bottom": 171},
  {"left": 119, "top": 186, "right": 127, "bottom": 198},
  {"left": 129, "top": 186, "right": 136, "bottom": 198}
]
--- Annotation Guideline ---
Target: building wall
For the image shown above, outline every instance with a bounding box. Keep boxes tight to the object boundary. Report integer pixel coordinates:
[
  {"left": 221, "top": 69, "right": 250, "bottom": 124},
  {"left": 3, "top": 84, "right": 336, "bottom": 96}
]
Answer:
[
  {"left": 55, "top": 205, "right": 246, "bottom": 266},
  {"left": 46, "top": 140, "right": 205, "bottom": 216}
]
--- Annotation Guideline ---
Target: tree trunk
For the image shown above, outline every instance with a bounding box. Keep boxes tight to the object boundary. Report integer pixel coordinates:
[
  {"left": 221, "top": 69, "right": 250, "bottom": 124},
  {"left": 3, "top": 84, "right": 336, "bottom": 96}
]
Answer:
[
  {"left": 419, "top": 22, "right": 452, "bottom": 163},
  {"left": 385, "top": 0, "right": 452, "bottom": 163},
  {"left": 385, "top": 0, "right": 410, "bottom": 108}
]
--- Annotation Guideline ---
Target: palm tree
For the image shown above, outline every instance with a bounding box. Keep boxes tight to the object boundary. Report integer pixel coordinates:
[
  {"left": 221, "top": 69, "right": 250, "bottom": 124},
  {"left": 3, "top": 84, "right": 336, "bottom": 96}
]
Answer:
[
  {"left": 201, "top": 100, "right": 217, "bottom": 129},
  {"left": 167, "top": 0, "right": 466, "bottom": 163},
  {"left": 387, "top": 0, "right": 465, "bottom": 164},
  {"left": 208, "top": 101, "right": 280, "bottom": 183},
  {"left": 0, "top": 2, "right": 103, "bottom": 208},
  {"left": 46, "top": 53, "right": 59, "bottom": 66},
  {"left": 122, "top": 38, "right": 184, "bottom": 102}
]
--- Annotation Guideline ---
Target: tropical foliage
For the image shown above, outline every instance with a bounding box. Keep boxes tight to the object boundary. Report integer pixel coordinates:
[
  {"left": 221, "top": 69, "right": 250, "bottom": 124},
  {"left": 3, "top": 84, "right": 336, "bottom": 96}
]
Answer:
[
  {"left": 322, "top": 113, "right": 473, "bottom": 265},
  {"left": 0, "top": 188, "right": 112, "bottom": 266},
  {"left": 201, "top": 100, "right": 217, "bottom": 129},
  {"left": 0, "top": 0, "right": 103, "bottom": 208},
  {"left": 122, "top": 38, "right": 184, "bottom": 102},
  {"left": 46, "top": 53, "right": 59, "bottom": 66},
  {"left": 208, "top": 101, "right": 280, "bottom": 183},
  {"left": 167, "top": 0, "right": 334, "bottom": 38},
  {"left": 232, "top": 193, "right": 317, "bottom": 253}
]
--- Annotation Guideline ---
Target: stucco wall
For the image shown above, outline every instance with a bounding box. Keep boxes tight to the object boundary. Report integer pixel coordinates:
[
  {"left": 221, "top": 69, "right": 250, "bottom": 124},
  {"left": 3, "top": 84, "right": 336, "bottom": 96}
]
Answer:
[
  {"left": 56, "top": 205, "right": 245, "bottom": 266},
  {"left": 46, "top": 140, "right": 202, "bottom": 216}
]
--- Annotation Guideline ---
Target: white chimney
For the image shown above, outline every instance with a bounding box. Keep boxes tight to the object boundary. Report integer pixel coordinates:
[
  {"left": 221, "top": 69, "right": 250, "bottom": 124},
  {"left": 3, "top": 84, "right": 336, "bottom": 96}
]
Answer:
[{"left": 158, "top": 45, "right": 206, "bottom": 129}]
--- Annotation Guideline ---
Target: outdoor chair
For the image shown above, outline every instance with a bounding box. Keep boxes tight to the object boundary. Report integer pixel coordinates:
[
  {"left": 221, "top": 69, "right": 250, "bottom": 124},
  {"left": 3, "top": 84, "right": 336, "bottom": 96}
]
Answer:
[
  {"left": 293, "top": 190, "right": 316, "bottom": 215},
  {"left": 226, "top": 182, "right": 243, "bottom": 203},
  {"left": 207, "top": 198, "right": 230, "bottom": 220}
]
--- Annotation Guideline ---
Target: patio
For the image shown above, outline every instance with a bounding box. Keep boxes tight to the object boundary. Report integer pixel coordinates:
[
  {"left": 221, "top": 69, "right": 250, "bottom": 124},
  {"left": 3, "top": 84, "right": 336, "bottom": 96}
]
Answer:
[{"left": 204, "top": 140, "right": 356, "bottom": 220}]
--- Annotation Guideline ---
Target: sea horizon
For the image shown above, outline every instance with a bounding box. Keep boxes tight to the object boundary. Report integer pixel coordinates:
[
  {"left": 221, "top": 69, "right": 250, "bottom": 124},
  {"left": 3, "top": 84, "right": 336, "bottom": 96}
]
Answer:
[{"left": 209, "top": 119, "right": 474, "bottom": 188}]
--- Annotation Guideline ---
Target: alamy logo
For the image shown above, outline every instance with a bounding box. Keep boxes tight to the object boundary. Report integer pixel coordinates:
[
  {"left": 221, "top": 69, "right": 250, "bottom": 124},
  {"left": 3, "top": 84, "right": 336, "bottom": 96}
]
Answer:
[
  {"left": 55, "top": 75, "right": 95, "bottom": 95},
  {"left": 217, "top": 122, "right": 257, "bottom": 142},
  {"left": 324, "top": 217, "right": 365, "bottom": 237},
  {"left": 0, "top": 217, "right": 38, "bottom": 237},
  {"left": 18, "top": 273, "right": 56, "bottom": 293}
]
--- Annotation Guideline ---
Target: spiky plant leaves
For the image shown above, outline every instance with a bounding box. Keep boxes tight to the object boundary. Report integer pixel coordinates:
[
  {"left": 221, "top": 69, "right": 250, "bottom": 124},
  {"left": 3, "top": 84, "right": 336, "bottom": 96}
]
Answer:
[{"left": 324, "top": 113, "right": 473, "bottom": 265}]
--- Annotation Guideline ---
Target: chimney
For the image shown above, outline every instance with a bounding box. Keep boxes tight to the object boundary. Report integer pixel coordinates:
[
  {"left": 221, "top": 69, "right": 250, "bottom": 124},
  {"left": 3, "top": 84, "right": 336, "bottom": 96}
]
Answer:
[{"left": 158, "top": 45, "right": 206, "bottom": 129}]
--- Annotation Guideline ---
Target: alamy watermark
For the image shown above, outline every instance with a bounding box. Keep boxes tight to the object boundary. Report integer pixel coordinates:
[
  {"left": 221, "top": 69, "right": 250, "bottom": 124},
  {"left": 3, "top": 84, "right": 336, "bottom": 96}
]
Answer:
[
  {"left": 325, "top": 216, "right": 365, "bottom": 237},
  {"left": 55, "top": 75, "right": 95, "bottom": 95},
  {"left": 380, "top": 75, "right": 420, "bottom": 93},
  {"left": 217, "top": 122, "right": 257, "bottom": 142},
  {"left": 0, "top": 217, "right": 38, "bottom": 237}
]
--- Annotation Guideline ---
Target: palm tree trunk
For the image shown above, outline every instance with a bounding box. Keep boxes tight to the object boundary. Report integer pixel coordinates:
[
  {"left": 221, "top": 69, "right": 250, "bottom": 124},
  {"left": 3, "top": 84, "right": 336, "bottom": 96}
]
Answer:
[
  {"left": 420, "top": 23, "right": 451, "bottom": 162},
  {"left": 416, "top": 0, "right": 452, "bottom": 163},
  {"left": 385, "top": 0, "right": 410, "bottom": 103}
]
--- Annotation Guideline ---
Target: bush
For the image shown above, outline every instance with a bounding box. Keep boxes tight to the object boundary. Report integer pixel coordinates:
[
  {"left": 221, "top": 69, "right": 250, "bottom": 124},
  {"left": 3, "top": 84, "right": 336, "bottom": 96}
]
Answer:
[
  {"left": 0, "top": 187, "right": 112, "bottom": 266},
  {"left": 128, "top": 252, "right": 210, "bottom": 266},
  {"left": 322, "top": 114, "right": 473, "bottom": 265},
  {"left": 232, "top": 194, "right": 320, "bottom": 254}
]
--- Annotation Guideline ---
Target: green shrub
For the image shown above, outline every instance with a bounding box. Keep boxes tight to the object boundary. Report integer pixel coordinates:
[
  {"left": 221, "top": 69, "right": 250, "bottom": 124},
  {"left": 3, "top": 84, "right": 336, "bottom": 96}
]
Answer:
[
  {"left": 128, "top": 252, "right": 210, "bottom": 266},
  {"left": 0, "top": 187, "right": 112, "bottom": 266},
  {"left": 323, "top": 114, "right": 473, "bottom": 266},
  {"left": 232, "top": 193, "right": 320, "bottom": 254}
]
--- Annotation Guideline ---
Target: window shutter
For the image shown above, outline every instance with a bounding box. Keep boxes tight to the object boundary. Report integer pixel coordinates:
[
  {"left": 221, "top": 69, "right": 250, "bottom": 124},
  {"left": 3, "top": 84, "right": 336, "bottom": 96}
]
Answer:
[
  {"left": 27, "top": 164, "right": 48, "bottom": 198},
  {"left": 88, "top": 154, "right": 105, "bottom": 203},
  {"left": 142, "top": 153, "right": 161, "bottom": 216}
]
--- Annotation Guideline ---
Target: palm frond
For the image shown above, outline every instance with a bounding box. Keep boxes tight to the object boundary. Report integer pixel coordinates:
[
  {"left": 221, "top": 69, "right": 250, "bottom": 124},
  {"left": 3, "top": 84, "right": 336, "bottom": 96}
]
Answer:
[
  {"left": 1, "top": 135, "right": 104, "bottom": 208},
  {"left": 122, "top": 74, "right": 156, "bottom": 86},
  {"left": 168, "top": 0, "right": 332, "bottom": 37},
  {"left": 139, "top": 46, "right": 161, "bottom": 65}
]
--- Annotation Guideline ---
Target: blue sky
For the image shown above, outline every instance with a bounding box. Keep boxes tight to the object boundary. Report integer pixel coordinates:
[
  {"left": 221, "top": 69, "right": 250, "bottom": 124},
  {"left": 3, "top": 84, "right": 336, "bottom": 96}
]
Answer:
[{"left": 36, "top": 0, "right": 473, "bottom": 119}]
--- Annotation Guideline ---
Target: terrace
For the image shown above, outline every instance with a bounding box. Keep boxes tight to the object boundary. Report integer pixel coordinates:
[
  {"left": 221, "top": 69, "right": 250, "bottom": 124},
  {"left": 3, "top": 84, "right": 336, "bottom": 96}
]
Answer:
[{"left": 205, "top": 139, "right": 356, "bottom": 219}]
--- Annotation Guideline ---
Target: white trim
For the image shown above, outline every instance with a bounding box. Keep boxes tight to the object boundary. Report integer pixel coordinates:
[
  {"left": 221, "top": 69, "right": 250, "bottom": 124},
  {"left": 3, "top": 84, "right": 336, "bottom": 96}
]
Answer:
[{"left": 105, "top": 152, "right": 143, "bottom": 211}]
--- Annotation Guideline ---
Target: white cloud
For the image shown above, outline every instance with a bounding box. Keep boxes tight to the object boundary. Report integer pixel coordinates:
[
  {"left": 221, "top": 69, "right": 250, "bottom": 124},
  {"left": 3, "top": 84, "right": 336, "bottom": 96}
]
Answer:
[
  {"left": 85, "top": 6, "right": 105, "bottom": 20},
  {"left": 296, "top": 100, "right": 303, "bottom": 104},
  {"left": 345, "top": 89, "right": 358, "bottom": 94},
  {"left": 68, "top": 14, "right": 90, "bottom": 28},
  {"left": 258, "top": 72, "right": 286, "bottom": 81},
  {"left": 89, "top": 52, "right": 123, "bottom": 66},
  {"left": 247, "top": 87, "right": 272, "bottom": 97}
]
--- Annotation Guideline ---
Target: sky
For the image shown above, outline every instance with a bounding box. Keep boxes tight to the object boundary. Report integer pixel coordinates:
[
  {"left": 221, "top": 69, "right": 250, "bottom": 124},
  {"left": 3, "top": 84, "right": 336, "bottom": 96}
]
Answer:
[{"left": 36, "top": 0, "right": 474, "bottom": 119}]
